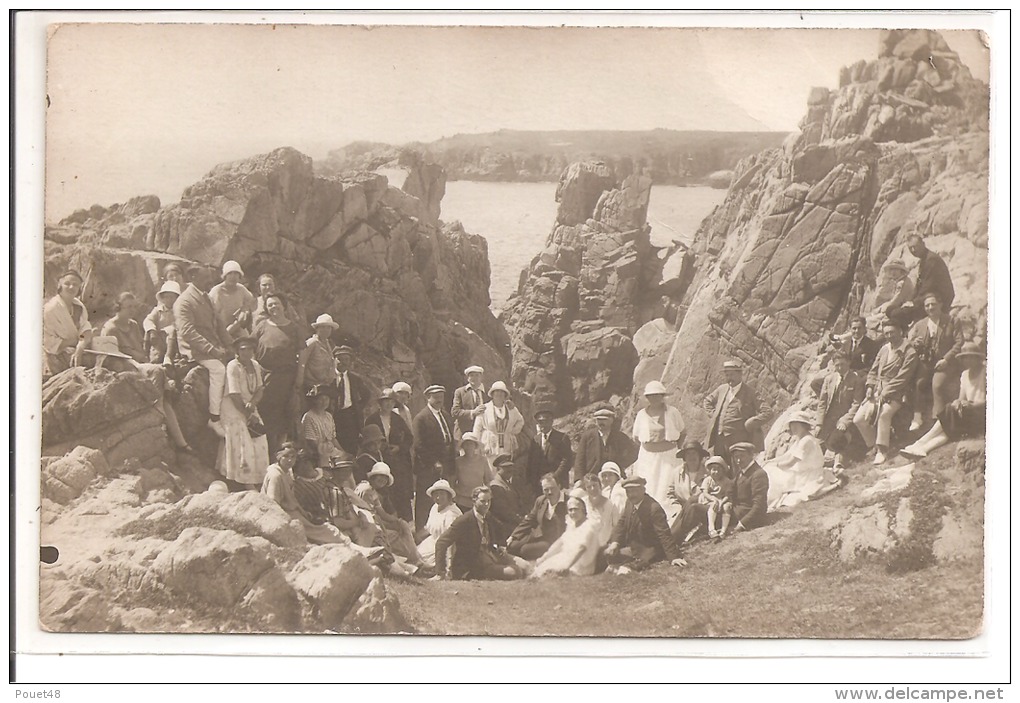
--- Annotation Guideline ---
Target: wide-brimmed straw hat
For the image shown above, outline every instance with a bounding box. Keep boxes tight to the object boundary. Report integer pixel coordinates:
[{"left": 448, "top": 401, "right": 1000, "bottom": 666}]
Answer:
[
  {"left": 312, "top": 314, "right": 339, "bottom": 330},
  {"left": 598, "top": 461, "right": 622, "bottom": 478},
  {"left": 676, "top": 440, "right": 710, "bottom": 459},
  {"left": 366, "top": 462, "right": 394, "bottom": 487},
  {"left": 426, "top": 479, "right": 456, "bottom": 499},
  {"left": 82, "top": 336, "right": 133, "bottom": 360},
  {"left": 643, "top": 380, "right": 668, "bottom": 396},
  {"left": 956, "top": 342, "right": 984, "bottom": 360},
  {"left": 788, "top": 410, "right": 815, "bottom": 429}
]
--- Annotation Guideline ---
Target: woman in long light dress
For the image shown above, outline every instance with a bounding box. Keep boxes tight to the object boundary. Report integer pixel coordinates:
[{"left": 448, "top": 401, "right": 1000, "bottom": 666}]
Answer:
[
  {"left": 763, "top": 411, "right": 835, "bottom": 511},
  {"left": 416, "top": 479, "right": 463, "bottom": 569},
  {"left": 472, "top": 381, "right": 525, "bottom": 470},
  {"left": 531, "top": 496, "right": 601, "bottom": 578},
  {"left": 630, "top": 381, "right": 687, "bottom": 507},
  {"left": 218, "top": 336, "right": 270, "bottom": 487}
]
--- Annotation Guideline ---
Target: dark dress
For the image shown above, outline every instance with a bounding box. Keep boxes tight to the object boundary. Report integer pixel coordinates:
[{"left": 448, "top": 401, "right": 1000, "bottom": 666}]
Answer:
[{"left": 253, "top": 318, "right": 303, "bottom": 454}]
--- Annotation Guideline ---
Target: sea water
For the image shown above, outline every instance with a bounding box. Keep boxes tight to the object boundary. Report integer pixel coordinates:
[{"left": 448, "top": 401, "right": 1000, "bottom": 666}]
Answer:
[{"left": 440, "top": 181, "right": 726, "bottom": 310}]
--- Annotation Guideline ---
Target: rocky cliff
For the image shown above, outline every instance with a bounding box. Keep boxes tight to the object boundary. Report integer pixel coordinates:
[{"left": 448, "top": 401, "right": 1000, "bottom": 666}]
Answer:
[
  {"left": 501, "top": 162, "right": 695, "bottom": 415},
  {"left": 46, "top": 147, "right": 509, "bottom": 403},
  {"left": 651, "top": 29, "right": 989, "bottom": 442}
]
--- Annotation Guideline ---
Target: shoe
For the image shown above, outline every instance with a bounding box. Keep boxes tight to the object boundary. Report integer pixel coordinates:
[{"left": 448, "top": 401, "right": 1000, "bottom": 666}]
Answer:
[
  {"left": 207, "top": 419, "right": 225, "bottom": 438},
  {"left": 874, "top": 450, "right": 887, "bottom": 465},
  {"left": 909, "top": 420, "right": 922, "bottom": 432}
]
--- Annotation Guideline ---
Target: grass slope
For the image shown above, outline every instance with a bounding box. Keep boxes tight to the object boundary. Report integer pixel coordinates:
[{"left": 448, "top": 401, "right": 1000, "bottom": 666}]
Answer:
[{"left": 389, "top": 447, "right": 983, "bottom": 638}]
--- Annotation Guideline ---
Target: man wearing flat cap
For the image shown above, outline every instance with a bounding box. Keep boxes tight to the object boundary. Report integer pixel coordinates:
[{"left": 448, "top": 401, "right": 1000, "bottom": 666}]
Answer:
[
  {"left": 451, "top": 365, "right": 488, "bottom": 439},
  {"left": 727, "top": 442, "right": 769, "bottom": 534},
  {"left": 573, "top": 406, "right": 638, "bottom": 484},
  {"left": 604, "top": 476, "right": 686, "bottom": 572},
  {"left": 411, "top": 384, "right": 458, "bottom": 531},
  {"left": 525, "top": 404, "right": 574, "bottom": 498},
  {"left": 703, "top": 359, "right": 767, "bottom": 467}
]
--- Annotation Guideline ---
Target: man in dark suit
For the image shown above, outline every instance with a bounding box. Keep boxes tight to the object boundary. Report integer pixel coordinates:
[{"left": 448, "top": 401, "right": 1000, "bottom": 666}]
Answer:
[
  {"left": 506, "top": 474, "right": 567, "bottom": 560},
  {"left": 433, "top": 486, "right": 523, "bottom": 581},
  {"left": 604, "top": 476, "right": 686, "bottom": 572},
  {"left": 365, "top": 388, "right": 414, "bottom": 522},
  {"left": 525, "top": 405, "right": 574, "bottom": 496},
  {"left": 703, "top": 359, "right": 767, "bottom": 467},
  {"left": 727, "top": 442, "right": 769, "bottom": 533},
  {"left": 573, "top": 407, "right": 638, "bottom": 483},
  {"left": 815, "top": 351, "right": 866, "bottom": 473},
  {"left": 488, "top": 454, "right": 521, "bottom": 546},
  {"left": 332, "top": 345, "right": 368, "bottom": 455},
  {"left": 450, "top": 365, "right": 488, "bottom": 439},
  {"left": 411, "top": 384, "right": 458, "bottom": 530},
  {"left": 842, "top": 316, "right": 881, "bottom": 373}
]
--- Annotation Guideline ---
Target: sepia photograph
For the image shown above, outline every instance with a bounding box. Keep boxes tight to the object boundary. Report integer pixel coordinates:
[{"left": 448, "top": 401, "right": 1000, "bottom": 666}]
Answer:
[{"left": 18, "top": 10, "right": 1004, "bottom": 668}]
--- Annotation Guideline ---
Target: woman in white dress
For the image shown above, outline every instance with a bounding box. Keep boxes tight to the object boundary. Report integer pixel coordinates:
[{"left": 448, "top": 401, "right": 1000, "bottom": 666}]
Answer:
[
  {"left": 531, "top": 496, "right": 601, "bottom": 578},
  {"left": 218, "top": 336, "right": 270, "bottom": 487},
  {"left": 630, "top": 381, "right": 687, "bottom": 507},
  {"left": 472, "top": 381, "right": 525, "bottom": 470},
  {"left": 763, "top": 410, "right": 836, "bottom": 511},
  {"left": 416, "top": 479, "right": 463, "bottom": 569}
]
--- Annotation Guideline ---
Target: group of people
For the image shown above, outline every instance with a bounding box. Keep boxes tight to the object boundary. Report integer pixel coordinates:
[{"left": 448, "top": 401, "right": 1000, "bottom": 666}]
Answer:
[{"left": 41, "top": 232, "right": 985, "bottom": 581}]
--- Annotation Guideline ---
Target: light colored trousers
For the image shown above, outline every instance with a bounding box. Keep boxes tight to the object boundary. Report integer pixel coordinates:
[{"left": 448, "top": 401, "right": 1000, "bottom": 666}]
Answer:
[
  {"left": 199, "top": 359, "right": 226, "bottom": 416},
  {"left": 853, "top": 399, "right": 902, "bottom": 448}
]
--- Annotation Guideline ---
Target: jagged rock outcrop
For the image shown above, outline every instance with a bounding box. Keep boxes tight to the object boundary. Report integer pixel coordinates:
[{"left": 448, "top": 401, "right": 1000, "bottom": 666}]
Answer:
[
  {"left": 657, "top": 29, "right": 988, "bottom": 441},
  {"left": 44, "top": 147, "right": 510, "bottom": 414},
  {"left": 501, "top": 163, "right": 665, "bottom": 412},
  {"left": 41, "top": 367, "right": 175, "bottom": 472}
]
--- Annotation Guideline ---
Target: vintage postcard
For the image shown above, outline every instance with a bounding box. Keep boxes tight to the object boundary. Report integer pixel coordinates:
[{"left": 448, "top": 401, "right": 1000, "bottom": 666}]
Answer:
[{"left": 13, "top": 10, "right": 1009, "bottom": 683}]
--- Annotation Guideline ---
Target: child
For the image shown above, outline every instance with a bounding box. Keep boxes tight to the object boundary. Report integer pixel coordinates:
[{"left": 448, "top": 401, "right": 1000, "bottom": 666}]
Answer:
[{"left": 699, "top": 456, "right": 734, "bottom": 540}]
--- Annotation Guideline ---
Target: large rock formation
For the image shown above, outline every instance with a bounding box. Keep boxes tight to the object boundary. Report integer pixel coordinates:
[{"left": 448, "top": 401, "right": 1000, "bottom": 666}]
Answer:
[
  {"left": 44, "top": 147, "right": 509, "bottom": 407},
  {"left": 501, "top": 163, "right": 667, "bottom": 413},
  {"left": 656, "top": 30, "right": 988, "bottom": 441}
]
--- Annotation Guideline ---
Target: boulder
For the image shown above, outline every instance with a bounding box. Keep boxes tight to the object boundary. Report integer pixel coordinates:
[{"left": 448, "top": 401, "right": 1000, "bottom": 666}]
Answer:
[
  {"left": 344, "top": 576, "right": 411, "bottom": 634},
  {"left": 288, "top": 543, "right": 374, "bottom": 628},
  {"left": 41, "top": 367, "right": 174, "bottom": 472},
  {"left": 554, "top": 161, "right": 616, "bottom": 226},
  {"left": 400, "top": 152, "right": 446, "bottom": 223},
  {"left": 39, "top": 579, "right": 123, "bottom": 632},
  {"left": 241, "top": 566, "right": 303, "bottom": 632},
  {"left": 41, "top": 445, "right": 112, "bottom": 505},
  {"left": 165, "top": 491, "right": 307, "bottom": 549},
  {"left": 149, "top": 527, "right": 274, "bottom": 607}
]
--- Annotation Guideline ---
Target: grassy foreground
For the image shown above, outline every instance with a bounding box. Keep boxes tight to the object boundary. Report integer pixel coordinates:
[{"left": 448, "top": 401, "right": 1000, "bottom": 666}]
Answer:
[{"left": 389, "top": 452, "right": 984, "bottom": 638}]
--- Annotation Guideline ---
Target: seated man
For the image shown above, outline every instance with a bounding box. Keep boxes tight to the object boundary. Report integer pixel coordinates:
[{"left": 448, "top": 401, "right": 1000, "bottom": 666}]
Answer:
[
  {"left": 816, "top": 350, "right": 867, "bottom": 474},
  {"left": 487, "top": 454, "right": 521, "bottom": 546},
  {"left": 506, "top": 473, "right": 567, "bottom": 560},
  {"left": 603, "top": 476, "right": 686, "bottom": 573},
  {"left": 434, "top": 486, "right": 523, "bottom": 581},
  {"left": 727, "top": 442, "right": 770, "bottom": 533}
]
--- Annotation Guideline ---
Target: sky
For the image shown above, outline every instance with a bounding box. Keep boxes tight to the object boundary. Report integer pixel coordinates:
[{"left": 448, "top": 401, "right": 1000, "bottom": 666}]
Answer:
[{"left": 43, "top": 21, "right": 990, "bottom": 221}]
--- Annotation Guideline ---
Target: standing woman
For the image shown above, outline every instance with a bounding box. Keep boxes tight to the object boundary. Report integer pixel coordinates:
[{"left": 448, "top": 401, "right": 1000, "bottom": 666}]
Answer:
[
  {"left": 43, "top": 271, "right": 93, "bottom": 377},
  {"left": 294, "top": 314, "right": 340, "bottom": 435},
  {"left": 219, "top": 336, "right": 270, "bottom": 489},
  {"left": 631, "top": 381, "right": 687, "bottom": 507},
  {"left": 472, "top": 381, "right": 525, "bottom": 470},
  {"left": 253, "top": 293, "right": 303, "bottom": 456}
]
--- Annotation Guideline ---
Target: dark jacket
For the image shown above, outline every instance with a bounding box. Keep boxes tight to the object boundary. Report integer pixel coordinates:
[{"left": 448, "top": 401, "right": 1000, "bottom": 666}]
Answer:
[
  {"left": 609, "top": 495, "right": 682, "bottom": 562},
  {"left": 842, "top": 334, "right": 881, "bottom": 373},
  {"left": 908, "top": 316, "right": 964, "bottom": 370},
  {"left": 487, "top": 474, "right": 520, "bottom": 546},
  {"left": 731, "top": 461, "right": 769, "bottom": 529},
  {"left": 817, "top": 368, "right": 866, "bottom": 441},
  {"left": 509, "top": 493, "right": 567, "bottom": 546},
  {"left": 411, "top": 406, "right": 457, "bottom": 479},
  {"left": 573, "top": 427, "right": 638, "bottom": 481},
  {"left": 434, "top": 509, "right": 503, "bottom": 580},
  {"left": 703, "top": 382, "right": 767, "bottom": 449},
  {"left": 451, "top": 384, "right": 488, "bottom": 436},
  {"left": 914, "top": 250, "right": 956, "bottom": 311},
  {"left": 525, "top": 428, "right": 574, "bottom": 489}
]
